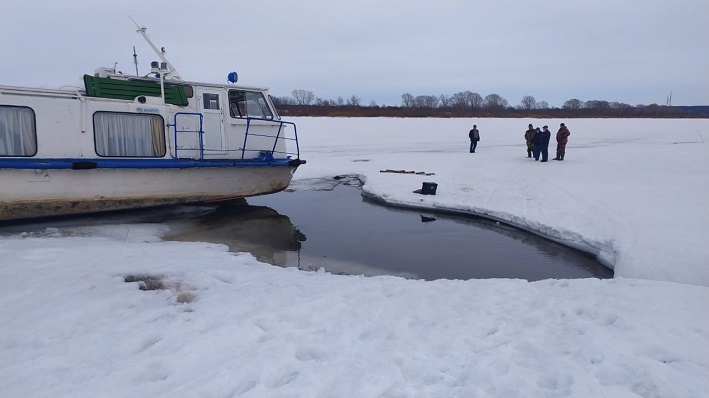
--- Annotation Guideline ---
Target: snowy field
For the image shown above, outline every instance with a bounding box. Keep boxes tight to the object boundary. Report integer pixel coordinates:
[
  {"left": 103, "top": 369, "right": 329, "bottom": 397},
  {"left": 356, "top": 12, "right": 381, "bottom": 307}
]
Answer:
[{"left": 1, "top": 117, "right": 708, "bottom": 397}]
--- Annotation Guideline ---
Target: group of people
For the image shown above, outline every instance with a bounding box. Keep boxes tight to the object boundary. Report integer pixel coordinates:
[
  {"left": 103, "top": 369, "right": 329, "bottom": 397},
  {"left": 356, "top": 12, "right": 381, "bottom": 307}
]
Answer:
[
  {"left": 525, "top": 123, "right": 571, "bottom": 162},
  {"left": 468, "top": 123, "right": 571, "bottom": 162}
]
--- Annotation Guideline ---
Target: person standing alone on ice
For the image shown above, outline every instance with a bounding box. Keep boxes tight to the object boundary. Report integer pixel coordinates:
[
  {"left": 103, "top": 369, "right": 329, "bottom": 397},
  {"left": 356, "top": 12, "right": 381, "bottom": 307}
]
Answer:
[
  {"left": 554, "top": 123, "right": 571, "bottom": 160},
  {"left": 524, "top": 124, "right": 536, "bottom": 158},
  {"left": 469, "top": 125, "right": 480, "bottom": 153}
]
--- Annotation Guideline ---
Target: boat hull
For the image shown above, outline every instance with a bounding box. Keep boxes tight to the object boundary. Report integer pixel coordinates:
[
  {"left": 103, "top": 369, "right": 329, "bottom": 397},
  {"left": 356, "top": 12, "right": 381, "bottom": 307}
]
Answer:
[{"left": 0, "top": 165, "right": 298, "bottom": 221}]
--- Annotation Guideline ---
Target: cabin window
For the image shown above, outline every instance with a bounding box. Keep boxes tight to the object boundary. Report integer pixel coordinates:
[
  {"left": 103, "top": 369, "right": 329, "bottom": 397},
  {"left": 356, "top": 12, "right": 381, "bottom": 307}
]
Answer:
[
  {"left": 0, "top": 106, "right": 37, "bottom": 157},
  {"left": 228, "top": 90, "right": 274, "bottom": 120},
  {"left": 203, "top": 93, "right": 220, "bottom": 110},
  {"left": 93, "top": 112, "right": 166, "bottom": 157},
  {"left": 182, "top": 85, "right": 194, "bottom": 98}
]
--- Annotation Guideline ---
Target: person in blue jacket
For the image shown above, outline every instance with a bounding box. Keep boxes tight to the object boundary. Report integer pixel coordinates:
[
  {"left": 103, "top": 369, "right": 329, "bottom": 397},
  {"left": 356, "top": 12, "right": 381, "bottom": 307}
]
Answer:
[
  {"left": 468, "top": 125, "right": 480, "bottom": 153},
  {"left": 532, "top": 127, "right": 542, "bottom": 160},
  {"left": 539, "top": 125, "right": 552, "bottom": 162}
]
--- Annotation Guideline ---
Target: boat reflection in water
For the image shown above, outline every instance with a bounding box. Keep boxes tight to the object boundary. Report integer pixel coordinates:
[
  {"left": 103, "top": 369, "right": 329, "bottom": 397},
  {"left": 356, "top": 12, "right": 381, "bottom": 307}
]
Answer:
[{"left": 164, "top": 201, "right": 306, "bottom": 267}]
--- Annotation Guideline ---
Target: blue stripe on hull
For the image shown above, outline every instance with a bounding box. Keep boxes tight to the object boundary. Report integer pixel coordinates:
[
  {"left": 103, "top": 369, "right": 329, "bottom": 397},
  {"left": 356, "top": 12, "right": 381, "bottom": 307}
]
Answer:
[{"left": 0, "top": 158, "right": 302, "bottom": 169}]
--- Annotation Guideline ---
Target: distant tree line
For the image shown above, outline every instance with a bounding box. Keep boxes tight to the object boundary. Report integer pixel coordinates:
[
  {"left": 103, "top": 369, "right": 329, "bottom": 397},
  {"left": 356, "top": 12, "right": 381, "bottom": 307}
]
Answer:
[{"left": 271, "top": 89, "right": 707, "bottom": 118}]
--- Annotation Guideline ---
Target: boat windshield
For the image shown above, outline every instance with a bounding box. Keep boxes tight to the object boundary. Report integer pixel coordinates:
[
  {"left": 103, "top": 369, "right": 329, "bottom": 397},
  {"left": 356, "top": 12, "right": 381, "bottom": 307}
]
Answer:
[{"left": 228, "top": 90, "right": 278, "bottom": 120}]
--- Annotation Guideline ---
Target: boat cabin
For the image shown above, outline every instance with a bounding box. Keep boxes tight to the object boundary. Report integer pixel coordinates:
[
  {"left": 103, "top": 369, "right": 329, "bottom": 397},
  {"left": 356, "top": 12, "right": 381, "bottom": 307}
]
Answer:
[{"left": 0, "top": 68, "right": 299, "bottom": 166}]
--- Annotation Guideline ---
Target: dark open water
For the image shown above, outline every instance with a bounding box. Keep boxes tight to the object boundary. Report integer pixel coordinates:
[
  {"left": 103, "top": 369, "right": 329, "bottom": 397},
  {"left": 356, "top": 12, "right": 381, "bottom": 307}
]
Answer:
[{"left": 165, "top": 177, "right": 613, "bottom": 281}]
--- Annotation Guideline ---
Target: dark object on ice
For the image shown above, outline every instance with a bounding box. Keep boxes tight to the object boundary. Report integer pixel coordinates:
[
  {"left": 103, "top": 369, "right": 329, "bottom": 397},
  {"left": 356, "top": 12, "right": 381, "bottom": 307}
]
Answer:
[
  {"left": 420, "top": 215, "right": 436, "bottom": 223},
  {"left": 380, "top": 169, "right": 435, "bottom": 176},
  {"left": 124, "top": 274, "right": 166, "bottom": 291},
  {"left": 421, "top": 182, "right": 438, "bottom": 195}
]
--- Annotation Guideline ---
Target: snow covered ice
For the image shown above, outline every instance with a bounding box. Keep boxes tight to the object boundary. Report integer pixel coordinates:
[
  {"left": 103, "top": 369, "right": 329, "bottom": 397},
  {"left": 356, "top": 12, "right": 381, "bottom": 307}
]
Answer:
[{"left": 1, "top": 117, "right": 708, "bottom": 397}]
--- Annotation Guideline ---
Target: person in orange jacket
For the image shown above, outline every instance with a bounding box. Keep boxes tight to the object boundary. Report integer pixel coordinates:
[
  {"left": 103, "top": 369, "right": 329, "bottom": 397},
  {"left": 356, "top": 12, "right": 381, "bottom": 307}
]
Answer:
[{"left": 554, "top": 123, "right": 571, "bottom": 160}]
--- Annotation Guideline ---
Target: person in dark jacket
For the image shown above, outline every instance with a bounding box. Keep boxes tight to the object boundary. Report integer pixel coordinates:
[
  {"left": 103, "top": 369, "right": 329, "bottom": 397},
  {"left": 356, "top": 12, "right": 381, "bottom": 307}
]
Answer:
[
  {"left": 554, "top": 123, "right": 571, "bottom": 160},
  {"left": 468, "top": 125, "right": 480, "bottom": 153},
  {"left": 524, "top": 124, "right": 536, "bottom": 158},
  {"left": 531, "top": 127, "right": 542, "bottom": 161},
  {"left": 539, "top": 125, "right": 551, "bottom": 162}
]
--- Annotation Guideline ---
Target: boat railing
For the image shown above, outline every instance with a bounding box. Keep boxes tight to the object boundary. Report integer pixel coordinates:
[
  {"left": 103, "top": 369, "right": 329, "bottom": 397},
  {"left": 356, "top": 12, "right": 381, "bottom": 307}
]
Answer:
[
  {"left": 241, "top": 117, "right": 300, "bottom": 162},
  {"left": 170, "top": 112, "right": 205, "bottom": 159},
  {"left": 169, "top": 113, "right": 299, "bottom": 162}
]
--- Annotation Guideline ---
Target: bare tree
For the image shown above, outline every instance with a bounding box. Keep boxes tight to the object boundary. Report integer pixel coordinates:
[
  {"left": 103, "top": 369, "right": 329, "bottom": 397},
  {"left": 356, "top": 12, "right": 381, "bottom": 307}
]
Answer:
[
  {"left": 449, "top": 91, "right": 482, "bottom": 109},
  {"left": 585, "top": 100, "right": 610, "bottom": 110},
  {"left": 562, "top": 99, "right": 583, "bottom": 110},
  {"left": 413, "top": 95, "right": 439, "bottom": 108},
  {"left": 483, "top": 93, "right": 508, "bottom": 110},
  {"left": 536, "top": 101, "right": 550, "bottom": 109},
  {"left": 292, "top": 89, "right": 315, "bottom": 105},
  {"left": 413, "top": 96, "right": 425, "bottom": 108},
  {"left": 462, "top": 91, "right": 474, "bottom": 107},
  {"left": 347, "top": 95, "right": 361, "bottom": 107},
  {"left": 469, "top": 92, "right": 484, "bottom": 109},
  {"left": 438, "top": 94, "right": 450, "bottom": 108},
  {"left": 401, "top": 93, "right": 415, "bottom": 108},
  {"left": 425, "top": 95, "right": 440, "bottom": 108},
  {"left": 610, "top": 102, "right": 632, "bottom": 114},
  {"left": 450, "top": 92, "right": 468, "bottom": 109},
  {"left": 520, "top": 95, "right": 537, "bottom": 110},
  {"left": 610, "top": 101, "right": 631, "bottom": 109}
]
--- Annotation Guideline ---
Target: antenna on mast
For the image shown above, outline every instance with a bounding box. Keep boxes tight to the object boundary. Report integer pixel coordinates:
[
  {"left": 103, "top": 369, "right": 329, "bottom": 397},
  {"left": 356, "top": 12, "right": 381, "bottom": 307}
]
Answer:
[
  {"left": 128, "top": 15, "right": 183, "bottom": 81},
  {"left": 133, "top": 46, "right": 139, "bottom": 76}
]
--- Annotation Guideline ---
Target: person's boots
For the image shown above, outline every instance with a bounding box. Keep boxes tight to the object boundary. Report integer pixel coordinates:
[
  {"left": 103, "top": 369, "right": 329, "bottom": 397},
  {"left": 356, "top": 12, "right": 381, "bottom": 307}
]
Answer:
[{"left": 559, "top": 154, "right": 564, "bottom": 161}]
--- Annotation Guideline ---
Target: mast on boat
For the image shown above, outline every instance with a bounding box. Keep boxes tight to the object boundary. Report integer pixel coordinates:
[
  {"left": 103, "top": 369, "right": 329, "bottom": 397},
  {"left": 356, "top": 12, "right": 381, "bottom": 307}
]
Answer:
[{"left": 129, "top": 16, "right": 183, "bottom": 81}]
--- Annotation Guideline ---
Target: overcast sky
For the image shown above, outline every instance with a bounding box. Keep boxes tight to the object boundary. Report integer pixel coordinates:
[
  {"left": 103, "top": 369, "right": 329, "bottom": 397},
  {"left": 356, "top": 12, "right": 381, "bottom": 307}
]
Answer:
[{"left": 1, "top": 1, "right": 707, "bottom": 107}]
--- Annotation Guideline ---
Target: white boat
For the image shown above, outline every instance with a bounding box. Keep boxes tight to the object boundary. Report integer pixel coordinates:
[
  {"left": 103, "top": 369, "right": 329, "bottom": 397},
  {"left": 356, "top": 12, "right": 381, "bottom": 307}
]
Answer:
[{"left": 0, "top": 25, "right": 304, "bottom": 222}]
